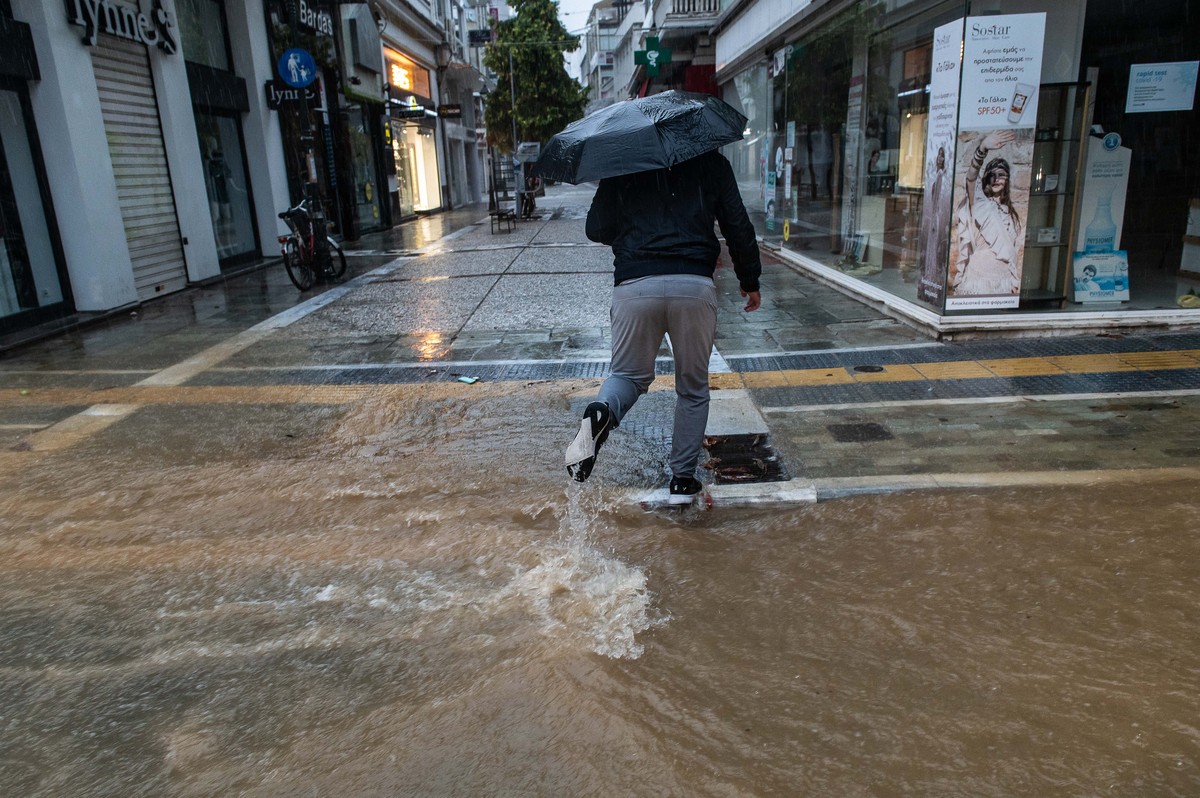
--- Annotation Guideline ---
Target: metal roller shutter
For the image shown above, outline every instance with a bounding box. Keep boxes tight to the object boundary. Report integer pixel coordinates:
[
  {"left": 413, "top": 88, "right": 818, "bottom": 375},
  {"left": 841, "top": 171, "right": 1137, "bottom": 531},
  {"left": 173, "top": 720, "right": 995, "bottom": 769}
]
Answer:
[{"left": 91, "top": 36, "right": 187, "bottom": 300}]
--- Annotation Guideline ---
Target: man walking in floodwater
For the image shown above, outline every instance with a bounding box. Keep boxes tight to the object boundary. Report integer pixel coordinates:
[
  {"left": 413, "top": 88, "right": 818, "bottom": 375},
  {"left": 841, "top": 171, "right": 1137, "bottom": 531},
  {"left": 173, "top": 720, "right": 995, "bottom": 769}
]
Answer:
[{"left": 564, "top": 149, "right": 762, "bottom": 504}]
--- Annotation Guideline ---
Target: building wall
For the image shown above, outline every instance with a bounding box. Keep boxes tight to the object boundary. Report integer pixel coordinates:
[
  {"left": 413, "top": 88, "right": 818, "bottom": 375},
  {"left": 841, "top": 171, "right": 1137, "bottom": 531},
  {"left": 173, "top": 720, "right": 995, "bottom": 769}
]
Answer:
[{"left": 226, "top": 0, "right": 293, "bottom": 255}]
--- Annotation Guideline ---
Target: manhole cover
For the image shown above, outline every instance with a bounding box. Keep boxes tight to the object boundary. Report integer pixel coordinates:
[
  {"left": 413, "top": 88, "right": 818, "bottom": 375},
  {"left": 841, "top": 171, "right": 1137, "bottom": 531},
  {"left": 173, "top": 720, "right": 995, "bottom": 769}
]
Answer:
[
  {"left": 827, "top": 422, "right": 894, "bottom": 442},
  {"left": 852, "top": 364, "right": 885, "bottom": 373},
  {"left": 703, "top": 433, "right": 790, "bottom": 484}
]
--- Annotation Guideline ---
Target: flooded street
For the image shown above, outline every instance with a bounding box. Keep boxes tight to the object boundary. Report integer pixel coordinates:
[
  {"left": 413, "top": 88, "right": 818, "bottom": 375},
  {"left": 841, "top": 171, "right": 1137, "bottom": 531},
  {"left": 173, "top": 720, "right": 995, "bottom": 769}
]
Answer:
[{"left": 3, "top": 385, "right": 1198, "bottom": 796}]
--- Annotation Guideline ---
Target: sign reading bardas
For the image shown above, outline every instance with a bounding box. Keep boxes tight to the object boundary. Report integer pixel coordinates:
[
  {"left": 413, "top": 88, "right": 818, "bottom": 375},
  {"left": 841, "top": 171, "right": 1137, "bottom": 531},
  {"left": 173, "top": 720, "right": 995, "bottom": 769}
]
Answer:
[{"left": 66, "top": 0, "right": 178, "bottom": 53}]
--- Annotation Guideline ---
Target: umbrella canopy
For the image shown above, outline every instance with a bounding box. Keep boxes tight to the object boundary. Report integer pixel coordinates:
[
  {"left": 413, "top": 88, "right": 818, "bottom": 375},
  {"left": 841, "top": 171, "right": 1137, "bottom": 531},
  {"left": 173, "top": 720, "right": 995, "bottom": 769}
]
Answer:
[{"left": 533, "top": 90, "right": 748, "bottom": 185}]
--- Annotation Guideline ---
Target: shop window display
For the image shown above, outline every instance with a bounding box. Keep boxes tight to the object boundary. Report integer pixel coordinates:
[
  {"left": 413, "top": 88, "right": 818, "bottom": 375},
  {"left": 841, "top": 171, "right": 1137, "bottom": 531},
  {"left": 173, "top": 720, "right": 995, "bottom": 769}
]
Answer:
[
  {"left": 344, "top": 105, "right": 384, "bottom": 233},
  {"left": 195, "top": 111, "right": 257, "bottom": 262},
  {"left": 761, "top": 1, "right": 966, "bottom": 305},
  {"left": 730, "top": 0, "right": 1200, "bottom": 318}
]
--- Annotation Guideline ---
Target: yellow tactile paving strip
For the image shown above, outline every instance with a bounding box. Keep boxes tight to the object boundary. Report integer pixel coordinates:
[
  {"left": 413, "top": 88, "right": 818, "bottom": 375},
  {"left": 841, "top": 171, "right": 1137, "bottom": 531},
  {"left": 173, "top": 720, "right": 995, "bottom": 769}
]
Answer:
[
  {"left": 1, "top": 349, "right": 1199, "bottom": 462},
  {"left": 3, "top": 350, "right": 1200, "bottom": 408},
  {"left": 0, "top": 382, "right": 501, "bottom": 409},
  {"left": 715, "top": 349, "right": 1200, "bottom": 389}
]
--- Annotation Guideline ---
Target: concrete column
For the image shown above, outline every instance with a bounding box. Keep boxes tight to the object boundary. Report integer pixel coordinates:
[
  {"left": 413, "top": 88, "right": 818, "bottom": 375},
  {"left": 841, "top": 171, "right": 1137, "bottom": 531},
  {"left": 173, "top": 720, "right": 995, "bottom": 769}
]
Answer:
[
  {"left": 13, "top": 0, "right": 137, "bottom": 312},
  {"left": 226, "top": 0, "right": 293, "bottom": 256}
]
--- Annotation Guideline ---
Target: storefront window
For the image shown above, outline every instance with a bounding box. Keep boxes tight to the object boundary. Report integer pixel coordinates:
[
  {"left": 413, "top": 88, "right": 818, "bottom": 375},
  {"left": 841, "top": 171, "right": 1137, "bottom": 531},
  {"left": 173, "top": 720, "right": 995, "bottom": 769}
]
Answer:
[
  {"left": 393, "top": 121, "right": 440, "bottom": 213},
  {"left": 177, "top": 0, "right": 231, "bottom": 71},
  {"left": 0, "top": 88, "right": 65, "bottom": 326},
  {"left": 384, "top": 48, "right": 438, "bottom": 215},
  {"left": 1077, "top": 0, "right": 1200, "bottom": 311},
  {"left": 344, "top": 105, "right": 383, "bottom": 232},
  {"left": 390, "top": 119, "right": 415, "bottom": 218},
  {"left": 265, "top": 0, "right": 349, "bottom": 234},
  {"left": 764, "top": 11, "right": 856, "bottom": 263},
  {"left": 195, "top": 111, "right": 257, "bottom": 262},
  {"left": 736, "top": 0, "right": 1200, "bottom": 317},
  {"left": 722, "top": 64, "right": 768, "bottom": 220},
  {"left": 759, "top": 2, "right": 966, "bottom": 300}
]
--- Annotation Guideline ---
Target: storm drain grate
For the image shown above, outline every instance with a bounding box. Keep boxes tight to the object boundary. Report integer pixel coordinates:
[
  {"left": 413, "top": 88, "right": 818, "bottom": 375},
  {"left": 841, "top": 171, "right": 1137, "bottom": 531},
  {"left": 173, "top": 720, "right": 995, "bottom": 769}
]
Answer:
[
  {"left": 703, "top": 433, "right": 790, "bottom": 484},
  {"left": 827, "top": 422, "right": 894, "bottom": 442}
]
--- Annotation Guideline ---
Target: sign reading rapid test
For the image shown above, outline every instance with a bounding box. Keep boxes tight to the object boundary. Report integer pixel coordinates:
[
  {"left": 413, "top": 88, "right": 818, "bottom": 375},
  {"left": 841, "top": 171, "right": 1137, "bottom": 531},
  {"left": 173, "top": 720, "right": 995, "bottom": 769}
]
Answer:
[{"left": 1125, "top": 61, "right": 1199, "bottom": 114}]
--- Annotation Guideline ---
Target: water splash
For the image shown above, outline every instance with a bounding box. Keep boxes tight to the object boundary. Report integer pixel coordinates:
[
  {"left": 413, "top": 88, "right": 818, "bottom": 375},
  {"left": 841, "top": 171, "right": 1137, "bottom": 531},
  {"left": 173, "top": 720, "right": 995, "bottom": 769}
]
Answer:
[{"left": 505, "top": 485, "right": 660, "bottom": 659}]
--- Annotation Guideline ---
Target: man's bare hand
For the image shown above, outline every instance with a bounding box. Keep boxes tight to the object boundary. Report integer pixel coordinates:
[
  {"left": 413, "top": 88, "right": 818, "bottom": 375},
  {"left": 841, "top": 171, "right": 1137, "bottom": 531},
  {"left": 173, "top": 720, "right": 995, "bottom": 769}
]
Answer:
[{"left": 741, "top": 290, "right": 761, "bottom": 312}]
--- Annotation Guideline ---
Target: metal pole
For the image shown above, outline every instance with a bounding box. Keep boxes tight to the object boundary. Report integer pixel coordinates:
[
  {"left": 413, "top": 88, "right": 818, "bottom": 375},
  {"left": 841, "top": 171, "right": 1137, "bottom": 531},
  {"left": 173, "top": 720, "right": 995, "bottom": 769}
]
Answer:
[
  {"left": 508, "top": 48, "right": 518, "bottom": 153},
  {"left": 509, "top": 48, "right": 519, "bottom": 215}
]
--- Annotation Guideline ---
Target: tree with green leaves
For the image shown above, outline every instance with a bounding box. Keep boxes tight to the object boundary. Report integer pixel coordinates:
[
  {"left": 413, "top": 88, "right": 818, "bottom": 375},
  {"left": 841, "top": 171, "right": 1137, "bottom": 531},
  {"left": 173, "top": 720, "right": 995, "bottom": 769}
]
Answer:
[{"left": 482, "top": 0, "right": 589, "bottom": 153}]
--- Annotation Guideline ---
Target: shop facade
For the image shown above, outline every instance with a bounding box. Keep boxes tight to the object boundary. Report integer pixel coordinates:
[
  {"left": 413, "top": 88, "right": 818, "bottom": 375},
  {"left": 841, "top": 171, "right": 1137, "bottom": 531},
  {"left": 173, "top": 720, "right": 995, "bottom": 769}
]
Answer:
[
  {"left": 262, "top": 0, "right": 391, "bottom": 239},
  {"left": 716, "top": 0, "right": 1200, "bottom": 336},
  {"left": 12, "top": 0, "right": 223, "bottom": 326},
  {"left": 383, "top": 44, "right": 444, "bottom": 217},
  {"left": 3, "top": 0, "right": 394, "bottom": 341},
  {"left": 0, "top": 2, "right": 68, "bottom": 335},
  {"left": 179, "top": 0, "right": 261, "bottom": 270}
]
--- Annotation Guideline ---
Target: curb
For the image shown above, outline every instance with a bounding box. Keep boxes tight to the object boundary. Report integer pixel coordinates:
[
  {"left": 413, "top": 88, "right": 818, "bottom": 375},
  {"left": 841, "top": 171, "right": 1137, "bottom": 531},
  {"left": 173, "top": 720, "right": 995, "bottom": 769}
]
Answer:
[{"left": 629, "top": 466, "right": 1200, "bottom": 508}]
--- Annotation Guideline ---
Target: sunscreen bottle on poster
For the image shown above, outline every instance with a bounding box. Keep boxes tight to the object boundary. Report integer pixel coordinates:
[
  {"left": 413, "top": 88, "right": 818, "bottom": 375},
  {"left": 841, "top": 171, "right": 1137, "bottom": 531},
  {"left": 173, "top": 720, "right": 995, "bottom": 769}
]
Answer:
[
  {"left": 1084, "top": 192, "right": 1117, "bottom": 254},
  {"left": 1008, "top": 83, "right": 1034, "bottom": 123}
]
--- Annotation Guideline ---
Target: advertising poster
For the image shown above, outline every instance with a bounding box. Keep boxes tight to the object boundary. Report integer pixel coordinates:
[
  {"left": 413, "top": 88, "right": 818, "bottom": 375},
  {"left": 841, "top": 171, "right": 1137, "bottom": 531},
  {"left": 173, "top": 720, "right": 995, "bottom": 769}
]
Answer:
[
  {"left": 1071, "top": 251, "right": 1129, "bottom": 302},
  {"left": 1072, "top": 133, "right": 1132, "bottom": 302},
  {"left": 1074, "top": 134, "right": 1132, "bottom": 253},
  {"left": 917, "top": 18, "right": 964, "bottom": 306},
  {"left": 945, "top": 13, "right": 1046, "bottom": 311}
]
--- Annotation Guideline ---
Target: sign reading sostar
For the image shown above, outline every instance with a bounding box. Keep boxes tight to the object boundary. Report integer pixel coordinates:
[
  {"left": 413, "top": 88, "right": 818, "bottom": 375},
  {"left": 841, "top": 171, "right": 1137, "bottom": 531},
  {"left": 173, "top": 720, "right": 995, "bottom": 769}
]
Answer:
[{"left": 67, "top": 0, "right": 178, "bottom": 53}]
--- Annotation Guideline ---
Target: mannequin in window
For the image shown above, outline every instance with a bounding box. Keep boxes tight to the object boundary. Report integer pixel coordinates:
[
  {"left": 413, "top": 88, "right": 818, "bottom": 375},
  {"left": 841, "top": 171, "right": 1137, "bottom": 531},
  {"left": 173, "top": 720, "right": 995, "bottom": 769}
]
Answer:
[{"left": 207, "top": 146, "right": 231, "bottom": 224}]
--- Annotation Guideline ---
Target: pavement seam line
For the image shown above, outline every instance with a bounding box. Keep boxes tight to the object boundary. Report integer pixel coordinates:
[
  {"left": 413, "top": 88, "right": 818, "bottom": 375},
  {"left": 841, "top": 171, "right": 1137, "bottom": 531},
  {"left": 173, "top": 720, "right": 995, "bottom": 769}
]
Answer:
[{"left": 12, "top": 245, "right": 432, "bottom": 452}]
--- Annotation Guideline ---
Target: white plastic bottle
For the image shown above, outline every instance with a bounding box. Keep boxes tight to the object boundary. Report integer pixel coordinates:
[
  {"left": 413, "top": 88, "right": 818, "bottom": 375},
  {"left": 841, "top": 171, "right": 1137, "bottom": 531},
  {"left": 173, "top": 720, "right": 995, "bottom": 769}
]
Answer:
[
  {"left": 1084, "top": 193, "right": 1117, "bottom": 253},
  {"left": 1008, "top": 83, "right": 1034, "bottom": 124}
]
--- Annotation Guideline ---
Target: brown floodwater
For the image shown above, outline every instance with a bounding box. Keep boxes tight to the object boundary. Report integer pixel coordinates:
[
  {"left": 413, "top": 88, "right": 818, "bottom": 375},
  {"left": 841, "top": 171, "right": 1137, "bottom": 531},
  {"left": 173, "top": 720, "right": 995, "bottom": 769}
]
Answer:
[{"left": 1, "top": 387, "right": 1198, "bottom": 796}]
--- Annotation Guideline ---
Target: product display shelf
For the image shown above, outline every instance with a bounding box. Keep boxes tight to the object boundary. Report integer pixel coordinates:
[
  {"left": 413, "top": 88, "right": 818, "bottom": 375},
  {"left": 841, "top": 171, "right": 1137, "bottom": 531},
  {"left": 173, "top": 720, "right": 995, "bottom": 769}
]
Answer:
[{"left": 1020, "top": 81, "right": 1093, "bottom": 308}]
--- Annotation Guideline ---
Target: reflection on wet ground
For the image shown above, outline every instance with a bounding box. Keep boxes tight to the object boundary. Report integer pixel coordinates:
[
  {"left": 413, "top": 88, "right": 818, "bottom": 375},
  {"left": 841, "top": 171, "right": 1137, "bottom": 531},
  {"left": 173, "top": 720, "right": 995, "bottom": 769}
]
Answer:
[
  {"left": 3, "top": 186, "right": 1200, "bottom": 795},
  {"left": 1, "top": 385, "right": 1197, "bottom": 796}
]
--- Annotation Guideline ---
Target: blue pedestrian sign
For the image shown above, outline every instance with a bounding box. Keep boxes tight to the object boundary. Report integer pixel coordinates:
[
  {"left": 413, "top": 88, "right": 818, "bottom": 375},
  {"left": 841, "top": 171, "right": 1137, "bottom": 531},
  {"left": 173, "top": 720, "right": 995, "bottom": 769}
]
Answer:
[{"left": 278, "top": 48, "right": 317, "bottom": 88}]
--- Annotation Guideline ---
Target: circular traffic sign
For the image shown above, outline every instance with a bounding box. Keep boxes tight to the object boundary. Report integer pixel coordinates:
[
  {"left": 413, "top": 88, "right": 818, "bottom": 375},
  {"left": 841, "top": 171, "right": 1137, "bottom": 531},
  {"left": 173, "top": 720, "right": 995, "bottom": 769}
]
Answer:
[
  {"left": 783, "top": 219, "right": 791, "bottom": 242},
  {"left": 278, "top": 48, "right": 317, "bottom": 88}
]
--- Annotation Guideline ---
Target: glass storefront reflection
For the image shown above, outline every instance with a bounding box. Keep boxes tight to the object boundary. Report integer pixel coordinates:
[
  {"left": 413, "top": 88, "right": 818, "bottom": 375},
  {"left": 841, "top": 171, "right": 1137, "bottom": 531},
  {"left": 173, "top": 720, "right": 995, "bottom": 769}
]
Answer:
[
  {"left": 344, "top": 105, "right": 383, "bottom": 233},
  {"left": 0, "top": 89, "right": 64, "bottom": 325},
  {"left": 196, "top": 111, "right": 258, "bottom": 264},
  {"left": 722, "top": 0, "right": 1200, "bottom": 317}
]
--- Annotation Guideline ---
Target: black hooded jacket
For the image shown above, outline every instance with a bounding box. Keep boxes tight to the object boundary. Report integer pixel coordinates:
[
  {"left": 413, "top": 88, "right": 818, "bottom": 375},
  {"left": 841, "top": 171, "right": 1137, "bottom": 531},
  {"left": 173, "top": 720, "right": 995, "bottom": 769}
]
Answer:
[{"left": 584, "top": 151, "right": 762, "bottom": 293}]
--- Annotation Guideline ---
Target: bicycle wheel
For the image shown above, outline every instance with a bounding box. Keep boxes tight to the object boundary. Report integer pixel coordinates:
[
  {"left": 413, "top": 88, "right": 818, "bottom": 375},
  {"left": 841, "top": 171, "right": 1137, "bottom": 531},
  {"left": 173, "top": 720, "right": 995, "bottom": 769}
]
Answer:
[
  {"left": 283, "top": 238, "right": 316, "bottom": 291},
  {"left": 325, "top": 238, "right": 347, "bottom": 280}
]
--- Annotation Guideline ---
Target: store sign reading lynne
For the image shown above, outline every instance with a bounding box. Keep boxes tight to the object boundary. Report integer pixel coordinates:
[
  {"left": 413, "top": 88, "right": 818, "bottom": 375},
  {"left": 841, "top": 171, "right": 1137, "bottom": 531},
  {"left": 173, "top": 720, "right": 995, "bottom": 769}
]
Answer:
[{"left": 66, "top": 0, "right": 178, "bottom": 53}]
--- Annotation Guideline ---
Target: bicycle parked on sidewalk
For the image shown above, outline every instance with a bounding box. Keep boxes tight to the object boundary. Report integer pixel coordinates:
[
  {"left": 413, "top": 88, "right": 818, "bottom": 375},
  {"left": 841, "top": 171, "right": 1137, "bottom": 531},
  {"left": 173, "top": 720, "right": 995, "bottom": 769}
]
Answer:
[{"left": 277, "top": 199, "right": 347, "bottom": 291}]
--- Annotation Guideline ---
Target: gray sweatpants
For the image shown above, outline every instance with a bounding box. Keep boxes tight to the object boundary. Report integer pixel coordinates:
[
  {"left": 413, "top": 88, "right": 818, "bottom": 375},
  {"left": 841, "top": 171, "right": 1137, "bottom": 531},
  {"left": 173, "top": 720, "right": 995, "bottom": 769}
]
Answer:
[{"left": 596, "top": 273, "right": 718, "bottom": 479}]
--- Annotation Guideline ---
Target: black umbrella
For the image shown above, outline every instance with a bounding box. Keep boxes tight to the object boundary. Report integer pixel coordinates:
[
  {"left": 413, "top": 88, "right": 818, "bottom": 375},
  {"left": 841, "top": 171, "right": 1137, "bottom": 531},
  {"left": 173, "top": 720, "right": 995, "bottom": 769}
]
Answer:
[{"left": 533, "top": 90, "right": 748, "bottom": 185}]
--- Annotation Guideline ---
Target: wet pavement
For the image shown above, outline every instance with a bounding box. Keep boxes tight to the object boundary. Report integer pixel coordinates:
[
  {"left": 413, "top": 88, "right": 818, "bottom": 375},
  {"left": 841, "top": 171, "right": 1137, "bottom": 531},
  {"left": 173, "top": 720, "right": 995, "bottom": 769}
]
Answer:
[
  {"left": 4, "top": 183, "right": 1200, "bottom": 798},
  {"left": 2, "top": 182, "right": 1200, "bottom": 501}
]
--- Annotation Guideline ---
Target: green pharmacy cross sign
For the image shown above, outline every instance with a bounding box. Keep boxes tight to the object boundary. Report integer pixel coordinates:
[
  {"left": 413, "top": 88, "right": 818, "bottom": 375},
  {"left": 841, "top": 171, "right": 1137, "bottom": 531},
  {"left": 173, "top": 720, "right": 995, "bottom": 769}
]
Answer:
[{"left": 634, "top": 37, "right": 672, "bottom": 77}]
